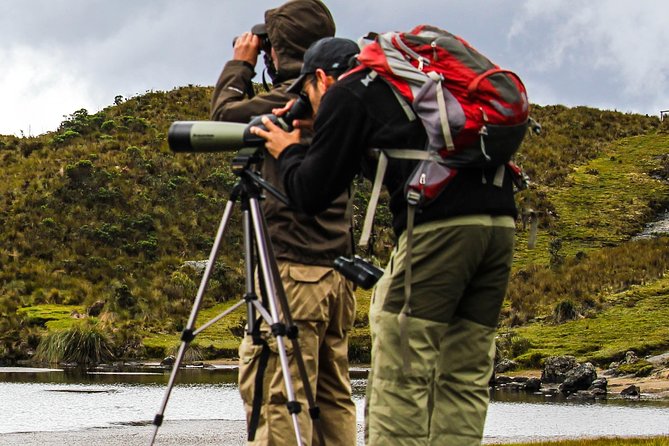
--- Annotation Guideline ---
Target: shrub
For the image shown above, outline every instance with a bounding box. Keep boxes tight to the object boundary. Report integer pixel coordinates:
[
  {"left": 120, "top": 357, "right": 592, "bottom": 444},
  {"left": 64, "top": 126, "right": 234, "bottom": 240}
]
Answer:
[
  {"left": 553, "top": 300, "right": 579, "bottom": 323},
  {"left": 51, "top": 130, "right": 82, "bottom": 146},
  {"left": 35, "top": 322, "right": 114, "bottom": 365},
  {"left": 101, "top": 120, "right": 116, "bottom": 132},
  {"left": 497, "top": 332, "right": 533, "bottom": 359}
]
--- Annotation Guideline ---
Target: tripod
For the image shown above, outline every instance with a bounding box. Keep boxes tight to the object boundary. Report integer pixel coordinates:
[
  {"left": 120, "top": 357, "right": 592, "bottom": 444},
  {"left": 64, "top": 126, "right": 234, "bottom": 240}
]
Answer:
[{"left": 149, "top": 147, "right": 324, "bottom": 446}]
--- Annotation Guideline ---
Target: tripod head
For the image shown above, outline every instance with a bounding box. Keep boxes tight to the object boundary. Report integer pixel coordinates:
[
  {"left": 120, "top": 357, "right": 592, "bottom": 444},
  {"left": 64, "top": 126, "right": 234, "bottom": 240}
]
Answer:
[
  {"left": 229, "top": 147, "right": 290, "bottom": 206},
  {"left": 231, "top": 147, "right": 264, "bottom": 175}
]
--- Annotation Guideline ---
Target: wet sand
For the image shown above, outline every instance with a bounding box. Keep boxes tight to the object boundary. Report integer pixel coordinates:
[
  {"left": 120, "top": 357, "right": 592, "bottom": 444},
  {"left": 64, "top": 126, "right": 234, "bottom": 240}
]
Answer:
[
  {"left": 0, "top": 420, "right": 256, "bottom": 446},
  {"left": 0, "top": 420, "right": 367, "bottom": 446}
]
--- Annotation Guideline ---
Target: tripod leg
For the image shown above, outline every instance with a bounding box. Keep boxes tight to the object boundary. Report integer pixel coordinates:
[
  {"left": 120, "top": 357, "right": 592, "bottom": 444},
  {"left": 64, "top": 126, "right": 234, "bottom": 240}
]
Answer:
[
  {"left": 248, "top": 197, "right": 306, "bottom": 446},
  {"left": 149, "top": 198, "right": 236, "bottom": 446}
]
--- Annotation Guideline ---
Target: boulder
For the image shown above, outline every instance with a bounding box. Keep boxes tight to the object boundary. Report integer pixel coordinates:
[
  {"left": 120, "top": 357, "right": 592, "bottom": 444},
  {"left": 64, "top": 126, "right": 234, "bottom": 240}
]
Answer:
[
  {"left": 87, "top": 300, "right": 105, "bottom": 317},
  {"left": 495, "top": 359, "right": 518, "bottom": 373},
  {"left": 160, "top": 355, "right": 176, "bottom": 367},
  {"left": 559, "top": 362, "right": 597, "bottom": 395},
  {"left": 542, "top": 355, "right": 579, "bottom": 383},
  {"left": 589, "top": 377, "right": 608, "bottom": 391},
  {"left": 621, "top": 385, "right": 641, "bottom": 398},
  {"left": 523, "top": 377, "right": 542, "bottom": 392}
]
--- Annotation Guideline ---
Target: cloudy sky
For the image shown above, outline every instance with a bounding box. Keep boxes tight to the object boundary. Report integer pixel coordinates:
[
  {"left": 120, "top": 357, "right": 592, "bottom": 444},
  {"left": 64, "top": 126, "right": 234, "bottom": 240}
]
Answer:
[{"left": 1, "top": 0, "right": 668, "bottom": 136}]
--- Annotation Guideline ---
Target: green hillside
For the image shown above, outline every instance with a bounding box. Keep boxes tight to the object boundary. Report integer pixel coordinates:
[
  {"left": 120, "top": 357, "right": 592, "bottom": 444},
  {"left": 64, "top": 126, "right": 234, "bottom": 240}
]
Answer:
[{"left": 1, "top": 87, "right": 668, "bottom": 366}]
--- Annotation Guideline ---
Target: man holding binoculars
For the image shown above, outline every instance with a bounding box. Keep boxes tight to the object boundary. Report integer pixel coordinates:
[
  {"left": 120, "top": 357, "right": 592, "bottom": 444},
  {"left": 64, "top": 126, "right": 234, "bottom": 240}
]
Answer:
[{"left": 210, "top": 1, "right": 356, "bottom": 445}]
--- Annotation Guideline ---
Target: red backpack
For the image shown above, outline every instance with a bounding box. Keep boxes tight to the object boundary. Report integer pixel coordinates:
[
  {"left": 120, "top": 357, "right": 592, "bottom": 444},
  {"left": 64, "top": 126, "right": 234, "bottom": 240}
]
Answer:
[
  {"left": 355, "top": 25, "right": 531, "bottom": 248},
  {"left": 356, "top": 24, "right": 529, "bottom": 168}
]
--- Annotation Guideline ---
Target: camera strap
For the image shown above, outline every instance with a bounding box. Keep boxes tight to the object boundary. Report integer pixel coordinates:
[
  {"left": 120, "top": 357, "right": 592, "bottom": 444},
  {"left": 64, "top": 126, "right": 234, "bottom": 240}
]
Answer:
[{"left": 248, "top": 336, "right": 271, "bottom": 441}]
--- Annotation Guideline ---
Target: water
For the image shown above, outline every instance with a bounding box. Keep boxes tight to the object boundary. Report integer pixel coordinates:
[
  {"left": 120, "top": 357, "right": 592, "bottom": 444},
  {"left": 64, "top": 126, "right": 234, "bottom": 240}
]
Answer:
[
  {"left": 1, "top": 367, "right": 669, "bottom": 442},
  {"left": 635, "top": 210, "right": 669, "bottom": 239}
]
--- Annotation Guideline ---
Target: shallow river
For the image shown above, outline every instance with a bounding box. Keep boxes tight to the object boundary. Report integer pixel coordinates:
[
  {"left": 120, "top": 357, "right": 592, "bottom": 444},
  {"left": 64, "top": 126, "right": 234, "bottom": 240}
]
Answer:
[{"left": 1, "top": 366, "right": 668, "bottom": 443}]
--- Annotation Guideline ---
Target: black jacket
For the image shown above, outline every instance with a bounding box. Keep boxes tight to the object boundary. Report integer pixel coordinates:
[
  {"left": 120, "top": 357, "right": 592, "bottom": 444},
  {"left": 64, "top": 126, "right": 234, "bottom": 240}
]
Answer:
[{"left": 278, "top": 69, "right": 518, "bottom": 237}]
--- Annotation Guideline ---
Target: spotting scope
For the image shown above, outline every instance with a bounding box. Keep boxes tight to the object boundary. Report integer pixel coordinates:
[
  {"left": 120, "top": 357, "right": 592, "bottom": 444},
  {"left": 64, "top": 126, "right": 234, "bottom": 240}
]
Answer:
[{"left": 167, "top": 94, "right": 312, "bottom": 153}]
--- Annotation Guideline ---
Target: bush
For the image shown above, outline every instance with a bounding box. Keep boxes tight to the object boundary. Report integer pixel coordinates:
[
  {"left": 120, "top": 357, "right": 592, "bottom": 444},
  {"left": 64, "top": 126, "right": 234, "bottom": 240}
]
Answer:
[
  {"left": 35, "top": 322, "right": 114, "bottom": 365},
  {"left": 101, "top": 120, "right": 116, "bottom": 132},
  {"left": 553, "top": 300, "right": 579, "bottom": 323}
]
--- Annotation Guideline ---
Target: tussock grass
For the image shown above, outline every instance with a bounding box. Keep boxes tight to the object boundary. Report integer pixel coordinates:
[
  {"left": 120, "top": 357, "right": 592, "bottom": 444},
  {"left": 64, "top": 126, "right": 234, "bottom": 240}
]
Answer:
[{"left": 35, "top": 322, "right": 114, "bottom": 365}]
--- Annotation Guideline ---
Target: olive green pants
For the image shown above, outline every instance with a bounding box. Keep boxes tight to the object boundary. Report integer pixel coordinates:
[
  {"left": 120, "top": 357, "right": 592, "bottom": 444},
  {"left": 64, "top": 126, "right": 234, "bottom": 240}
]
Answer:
[
  {"left": 366, "top": 215, "right": 515, "bottom": 446},
  {"left": 238, "top": 262, "right": 357, "bottom": 446}
]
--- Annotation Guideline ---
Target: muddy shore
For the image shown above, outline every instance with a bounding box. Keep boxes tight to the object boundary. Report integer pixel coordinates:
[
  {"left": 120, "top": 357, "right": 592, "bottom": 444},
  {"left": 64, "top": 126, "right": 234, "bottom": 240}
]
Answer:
[{"left": 2, "top": 362, "right": 668, "bottom": 446}]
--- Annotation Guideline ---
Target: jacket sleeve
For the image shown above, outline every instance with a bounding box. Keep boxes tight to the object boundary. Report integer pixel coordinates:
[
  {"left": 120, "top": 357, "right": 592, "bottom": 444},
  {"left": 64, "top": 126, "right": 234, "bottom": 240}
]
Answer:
[
  {"left": 278, "top": 85, "right": 368, "bottom": 215},
  {"left": 210, "top": 60, "right": 295, "bottom": 123}
]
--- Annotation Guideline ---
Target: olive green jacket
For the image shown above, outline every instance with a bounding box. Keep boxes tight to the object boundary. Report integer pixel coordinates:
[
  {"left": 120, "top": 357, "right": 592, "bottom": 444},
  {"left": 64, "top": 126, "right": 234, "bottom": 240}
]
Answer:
[{"left": 210, "top": 0, "right": 351, "bottom": 266}]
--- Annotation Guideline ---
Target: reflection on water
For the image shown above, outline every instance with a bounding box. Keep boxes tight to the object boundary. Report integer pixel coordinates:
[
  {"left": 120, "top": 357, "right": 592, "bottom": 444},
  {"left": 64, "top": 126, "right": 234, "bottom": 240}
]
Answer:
[{"left": 1, "top": 367, "right": 669, "bottom": 442}]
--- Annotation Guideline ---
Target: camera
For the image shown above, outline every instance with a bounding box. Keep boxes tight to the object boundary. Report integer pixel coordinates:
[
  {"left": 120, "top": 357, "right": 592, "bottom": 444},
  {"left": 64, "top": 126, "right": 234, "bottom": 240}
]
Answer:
[
  {"left": 167, "top": 93, "right": 312, "bottom": 153},
  {"left": 334, "top": 256, "right": 384, "bottom": 290}
]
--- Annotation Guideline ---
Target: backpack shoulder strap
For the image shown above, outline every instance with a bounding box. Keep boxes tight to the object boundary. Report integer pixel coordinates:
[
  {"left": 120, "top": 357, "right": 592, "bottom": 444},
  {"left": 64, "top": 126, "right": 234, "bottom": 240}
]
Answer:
[{"left": 359, "top": 150, "right": 388, "bottom": 248}]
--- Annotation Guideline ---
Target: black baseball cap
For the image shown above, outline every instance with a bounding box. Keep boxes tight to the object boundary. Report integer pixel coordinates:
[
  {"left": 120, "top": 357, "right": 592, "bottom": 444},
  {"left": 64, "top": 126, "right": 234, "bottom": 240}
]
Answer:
[{"left": 287, "top": 37, "right": 359, "bottom": 93}]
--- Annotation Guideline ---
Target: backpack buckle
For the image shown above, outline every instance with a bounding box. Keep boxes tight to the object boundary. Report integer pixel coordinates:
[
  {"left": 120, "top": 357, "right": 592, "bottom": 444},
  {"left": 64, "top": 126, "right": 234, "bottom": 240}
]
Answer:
[{"left": 406, "top": 189, "right": 422, "bottom": 206}]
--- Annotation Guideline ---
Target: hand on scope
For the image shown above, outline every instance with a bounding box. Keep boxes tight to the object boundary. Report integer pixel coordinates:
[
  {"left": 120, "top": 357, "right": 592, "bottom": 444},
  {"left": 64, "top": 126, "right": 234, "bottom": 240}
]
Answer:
[
  {"left": 233, "top": 32, "right": 261, "bottom": 66},
  {"left": 250, "top": 116, "right": 301, "bottom": 159},
  {"left": 272, "top": 101, "right": 314, "bottom": 132}
]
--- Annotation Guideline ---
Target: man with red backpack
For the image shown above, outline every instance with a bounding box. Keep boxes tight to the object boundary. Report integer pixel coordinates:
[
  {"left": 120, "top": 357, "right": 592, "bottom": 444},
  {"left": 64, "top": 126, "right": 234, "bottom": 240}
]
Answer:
[{"left": 252, "top": 29, "right": 526, "bottom": 445}]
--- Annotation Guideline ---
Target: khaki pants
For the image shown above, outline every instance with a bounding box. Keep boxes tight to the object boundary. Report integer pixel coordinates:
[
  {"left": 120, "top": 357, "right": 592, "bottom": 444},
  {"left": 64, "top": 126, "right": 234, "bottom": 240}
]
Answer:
[
  {"left": 366, "top": 216, "right": 515, "bottom": 446},
  {"left": 239, "top": 261, "right": 357, "bottom": 446}
]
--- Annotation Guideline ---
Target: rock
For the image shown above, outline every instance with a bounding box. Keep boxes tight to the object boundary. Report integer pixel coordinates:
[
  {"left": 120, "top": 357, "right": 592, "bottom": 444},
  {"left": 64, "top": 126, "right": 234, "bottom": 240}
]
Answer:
[
  {"left": 621, "top": 385, "right": 641, "bottom": 398},
  {"left": 183, "top": 260, "right": 209, "bottom": 273},
  {"left": 624, "top": 351, "right": 639, "bottom": 364},
  {"left": 589, "top": 377, "right": 608, "bottom": 391},
  {"left": 591, "top": 387, "right": 607, "bottom": 399},
  {"left": 160, "top": 355, "right": 176, "bottom": 367},
  {"left": 646, "top": 352, "right": 669, "bottom": 367},
  {"left": 523, "top": 377, "right": 542, "bottom": 392},
  {"left": 493, "top": 375, "right": 513, "bottom": 385},
  {"left": 495, "top": 359, "right": 518, "bottom": 373},
  {"left": 566, "top": 390, "right": 596, "bottom": 401},
  {"left": 542, "top": 355, "right": 579, "bottom": 383},
  {"left": 87, "top": 300, "right": 105, "bottom": 317},
  {"left": 505, "top": 382, "right": 526, "bottom": 392},
  {"left": 559, "top": 362, "right": 597, "bottom": 395}
]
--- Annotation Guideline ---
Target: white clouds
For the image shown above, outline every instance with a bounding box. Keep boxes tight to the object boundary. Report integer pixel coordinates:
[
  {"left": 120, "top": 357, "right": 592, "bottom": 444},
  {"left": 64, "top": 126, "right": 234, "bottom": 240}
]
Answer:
[
  {"left": 1, "top": 1, "right": 667, "bottom": 136},
  {"left": 511, "top": 0, "right": 669, "bottom": 114},
  {"left": 0, "top": 0, "right": 263, "bottom": 136},
  {"left": 0, "top": 45, "right": 95, "bottom": 135}
]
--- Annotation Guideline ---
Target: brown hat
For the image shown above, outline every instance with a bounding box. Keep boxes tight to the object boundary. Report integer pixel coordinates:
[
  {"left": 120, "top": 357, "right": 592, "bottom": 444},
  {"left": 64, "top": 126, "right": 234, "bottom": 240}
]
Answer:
[{"left": 264, "top": 0, "right": 336, "bottom": 79}]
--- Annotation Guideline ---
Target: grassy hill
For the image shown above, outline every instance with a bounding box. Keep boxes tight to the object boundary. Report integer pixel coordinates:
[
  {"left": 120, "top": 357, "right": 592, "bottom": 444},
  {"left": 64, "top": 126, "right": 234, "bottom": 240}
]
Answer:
[{"left": 1, "top": 87, "right": 668, "bottom": 366}]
